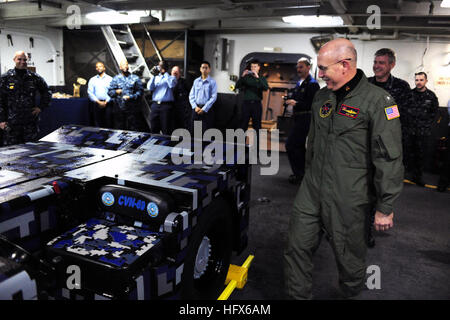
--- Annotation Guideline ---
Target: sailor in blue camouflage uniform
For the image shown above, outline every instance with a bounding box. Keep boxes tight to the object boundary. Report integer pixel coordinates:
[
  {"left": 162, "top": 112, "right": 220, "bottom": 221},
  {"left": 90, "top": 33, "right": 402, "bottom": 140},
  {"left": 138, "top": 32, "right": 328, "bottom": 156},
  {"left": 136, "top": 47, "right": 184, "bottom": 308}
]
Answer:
[
  {"left": 0, "top": 51, "right": 51, "bottom": 145},
  {"left": 437, "top": 100, "right": 450, "bottom": 192},
  {"left": 108, "top": 60, "right": 146, "bottom": 131},
  {"left": 368, "top": 48, "right": 411, "bottom": 157},
  {"left": 367, "top": 48, "right": 410, "bottom": 247},
  {"left": 285, "top": 58, "right": 320, "bottom": 184},
  {"left": 403, "top": 72, "right": 439, "bottom": 186}
]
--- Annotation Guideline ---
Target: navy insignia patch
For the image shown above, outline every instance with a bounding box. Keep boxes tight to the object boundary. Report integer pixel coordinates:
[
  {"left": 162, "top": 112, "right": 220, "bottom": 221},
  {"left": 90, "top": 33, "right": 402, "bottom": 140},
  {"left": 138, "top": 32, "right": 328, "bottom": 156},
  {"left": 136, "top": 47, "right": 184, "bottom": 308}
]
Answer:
[
  {"left": 338, "top": 104, "right": 360, "bottom": 119},
  {"left": 102, "top": 192, "right": 115, "bottom": 206},
  {"left": 147, "top": 202, "right": 159, "bottom": 218},
  {"left": 320, "top": 101, "right": 333, "bottom": 118}
]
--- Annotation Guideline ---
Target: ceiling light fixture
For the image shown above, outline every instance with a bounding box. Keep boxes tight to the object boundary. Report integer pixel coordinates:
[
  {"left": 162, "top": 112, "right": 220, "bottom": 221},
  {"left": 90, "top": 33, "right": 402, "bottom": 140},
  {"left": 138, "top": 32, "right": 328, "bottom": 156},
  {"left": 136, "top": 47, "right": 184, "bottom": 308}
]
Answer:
[
  {"left": 282, "top": 15, "right": 344, "bottom": 27},
  {"left": 284, "top": 5, "right": 321, "bottom": 9},
  {"left": 441, "top": 0, "right": 450, "bottom": 8},
  {"left": 86, "top": 10, "right": 149, "bottom": 22}
]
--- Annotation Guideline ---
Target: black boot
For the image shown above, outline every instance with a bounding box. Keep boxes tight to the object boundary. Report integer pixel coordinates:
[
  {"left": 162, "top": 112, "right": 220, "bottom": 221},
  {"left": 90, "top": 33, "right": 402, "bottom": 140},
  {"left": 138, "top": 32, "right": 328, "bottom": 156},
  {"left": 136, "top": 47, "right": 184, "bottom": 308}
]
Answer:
[
  {"left": 437, "top": 178, "right": 448, "bottom": 192},
  {"left": 414, "top": 175, "right": 425, "bottom": 187},
  {"left": 288, "top": 174, "right": 303, "bottom": 185}
]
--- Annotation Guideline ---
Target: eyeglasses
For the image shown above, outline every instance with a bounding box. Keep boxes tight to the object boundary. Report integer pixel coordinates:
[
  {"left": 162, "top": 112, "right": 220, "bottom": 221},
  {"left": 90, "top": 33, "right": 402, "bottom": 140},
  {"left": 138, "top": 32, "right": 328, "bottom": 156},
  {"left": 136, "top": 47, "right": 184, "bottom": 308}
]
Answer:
[{"left": 318, "top": 58, "right": 352, "bottom": 72}]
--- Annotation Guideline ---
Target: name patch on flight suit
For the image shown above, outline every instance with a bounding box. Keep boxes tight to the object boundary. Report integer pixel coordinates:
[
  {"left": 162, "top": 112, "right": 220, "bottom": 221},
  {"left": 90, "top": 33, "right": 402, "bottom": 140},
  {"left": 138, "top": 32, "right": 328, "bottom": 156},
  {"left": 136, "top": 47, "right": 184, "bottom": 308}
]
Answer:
[
  {"left": 384, "top": 105, "right": 400, "bottom": 120},
  {"left": 338, "top": 104, "right": 360, "bottom": 119},
  {"left": 319, "top": 101, "right": 332, "bottom": 118}
]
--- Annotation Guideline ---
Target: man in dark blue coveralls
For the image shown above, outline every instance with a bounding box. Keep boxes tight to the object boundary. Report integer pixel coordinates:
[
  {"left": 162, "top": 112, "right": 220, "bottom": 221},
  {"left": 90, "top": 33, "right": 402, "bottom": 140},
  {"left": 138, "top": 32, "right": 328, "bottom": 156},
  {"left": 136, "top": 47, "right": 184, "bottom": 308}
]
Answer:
[
  {"left": 0, "top": 51, "right": 51, "bottom": 145},
  {"left": 285, "top": 58, "right": 320, "bottom": 184}
]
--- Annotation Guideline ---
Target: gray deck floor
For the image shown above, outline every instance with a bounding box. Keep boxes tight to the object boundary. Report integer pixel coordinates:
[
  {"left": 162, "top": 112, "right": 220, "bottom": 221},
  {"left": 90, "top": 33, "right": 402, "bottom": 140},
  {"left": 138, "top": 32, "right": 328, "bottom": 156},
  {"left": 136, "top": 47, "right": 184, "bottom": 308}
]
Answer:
[{"left": 230, "top": 153, "right": 449, "bottom": 300}]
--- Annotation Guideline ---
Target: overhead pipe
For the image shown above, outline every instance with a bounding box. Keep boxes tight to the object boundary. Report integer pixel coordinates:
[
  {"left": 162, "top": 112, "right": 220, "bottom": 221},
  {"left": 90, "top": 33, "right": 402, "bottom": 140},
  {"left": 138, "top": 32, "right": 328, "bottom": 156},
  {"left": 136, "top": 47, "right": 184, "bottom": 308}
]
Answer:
[
  {"left": 399, "top": 32, "right": 450, "bottom": 39},
  {"left": 336, "top": 30, "right": 450, "bottom": 42},
  {"left": 336, "top": 30, "right": 399, "bottom": 41}
]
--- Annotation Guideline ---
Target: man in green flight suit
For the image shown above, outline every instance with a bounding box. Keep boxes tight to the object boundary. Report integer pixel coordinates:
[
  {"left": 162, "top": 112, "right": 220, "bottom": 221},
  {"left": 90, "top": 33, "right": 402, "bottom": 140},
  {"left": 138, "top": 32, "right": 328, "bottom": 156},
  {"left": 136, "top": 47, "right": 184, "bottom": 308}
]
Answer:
[{"left": 284, "top": 38, "right": 404, "bottom": 299}]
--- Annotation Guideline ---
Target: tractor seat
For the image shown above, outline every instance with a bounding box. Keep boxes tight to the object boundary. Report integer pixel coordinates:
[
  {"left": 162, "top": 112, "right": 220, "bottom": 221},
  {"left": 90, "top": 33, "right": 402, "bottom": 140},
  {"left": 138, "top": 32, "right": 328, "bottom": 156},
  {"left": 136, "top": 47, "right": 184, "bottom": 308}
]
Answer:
[{"left": 46, "top": 217, "right": 163, "bottom": 296}]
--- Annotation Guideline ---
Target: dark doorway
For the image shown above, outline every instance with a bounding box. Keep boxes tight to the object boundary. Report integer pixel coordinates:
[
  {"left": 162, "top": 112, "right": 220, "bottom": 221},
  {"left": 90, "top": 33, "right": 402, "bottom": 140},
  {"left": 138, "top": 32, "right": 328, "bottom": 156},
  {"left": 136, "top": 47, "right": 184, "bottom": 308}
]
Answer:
[{"left": 239, "top": 52, "right": 312, "bottom": 122}]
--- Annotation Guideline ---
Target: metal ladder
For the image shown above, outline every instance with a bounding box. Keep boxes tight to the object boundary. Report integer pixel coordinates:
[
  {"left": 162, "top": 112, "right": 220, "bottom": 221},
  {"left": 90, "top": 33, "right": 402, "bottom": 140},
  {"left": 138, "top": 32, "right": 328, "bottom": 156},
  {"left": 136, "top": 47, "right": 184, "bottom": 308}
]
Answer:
[{"left": 101, "top": 25, "right": 153, "bottom": 130}]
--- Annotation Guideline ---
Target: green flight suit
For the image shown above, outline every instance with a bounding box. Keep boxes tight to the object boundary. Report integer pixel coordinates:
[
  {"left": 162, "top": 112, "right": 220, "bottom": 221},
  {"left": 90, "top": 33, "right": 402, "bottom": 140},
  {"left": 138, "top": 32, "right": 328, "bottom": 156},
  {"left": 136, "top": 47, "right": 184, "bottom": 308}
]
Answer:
[{"left": 284, "top": 72, "right": 404, "bottom": 299}]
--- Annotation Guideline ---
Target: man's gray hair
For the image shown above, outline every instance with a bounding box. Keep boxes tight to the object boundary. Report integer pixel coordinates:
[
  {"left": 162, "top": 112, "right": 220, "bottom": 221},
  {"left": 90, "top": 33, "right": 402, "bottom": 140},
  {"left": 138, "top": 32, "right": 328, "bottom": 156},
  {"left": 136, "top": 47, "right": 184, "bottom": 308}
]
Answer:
[{"left": 375, "top": 48, "right": 396, "bottom": 64}]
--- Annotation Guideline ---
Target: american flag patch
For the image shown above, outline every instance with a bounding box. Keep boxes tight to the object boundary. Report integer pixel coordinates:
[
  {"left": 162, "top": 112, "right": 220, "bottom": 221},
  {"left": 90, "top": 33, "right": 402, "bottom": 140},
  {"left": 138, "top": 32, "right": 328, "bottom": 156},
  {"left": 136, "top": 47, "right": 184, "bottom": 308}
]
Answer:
[{"left": 384, "top": 105, "right": 400, "bottom": 120}]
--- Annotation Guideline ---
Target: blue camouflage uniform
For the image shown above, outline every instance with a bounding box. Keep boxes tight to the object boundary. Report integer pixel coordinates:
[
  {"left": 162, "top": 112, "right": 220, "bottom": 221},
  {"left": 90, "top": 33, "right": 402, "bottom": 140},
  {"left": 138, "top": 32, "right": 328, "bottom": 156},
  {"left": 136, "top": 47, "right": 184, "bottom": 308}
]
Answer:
[
  {"left": 404, "top": 88, "right": 439, "bottom": 182},
  {"left": 108, "top": 72, "right": 146, "bottom": 131},
  {"left": 368, "top": 74, "right": 411, "bottom": 167},
  {"left": 0, "top": 68, "right": 51, "bottom": 145},
  {"left": 437, "top": 102, "right": 450, "bottom": 191}
]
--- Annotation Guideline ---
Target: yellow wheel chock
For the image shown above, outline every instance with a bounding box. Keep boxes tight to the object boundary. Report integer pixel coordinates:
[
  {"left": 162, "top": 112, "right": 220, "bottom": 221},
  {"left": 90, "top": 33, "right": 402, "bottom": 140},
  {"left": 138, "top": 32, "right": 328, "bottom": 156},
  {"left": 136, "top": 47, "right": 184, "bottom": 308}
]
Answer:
[
  {"left": 403, "top": 179, "right": 449, "bottom": 190},
  {"left": 218, "top": 255, "right": 254, "bottom": 300}
]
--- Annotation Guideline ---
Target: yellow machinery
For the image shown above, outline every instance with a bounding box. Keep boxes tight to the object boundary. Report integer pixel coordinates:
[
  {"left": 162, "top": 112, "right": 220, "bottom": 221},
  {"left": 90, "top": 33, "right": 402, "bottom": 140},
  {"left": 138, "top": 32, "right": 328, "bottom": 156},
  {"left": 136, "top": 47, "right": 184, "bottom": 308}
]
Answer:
[{"left": 218, "top": 255, "right": 254, "bottom": 300}]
